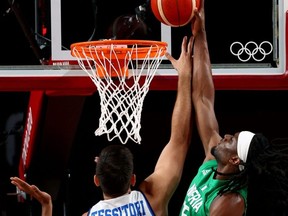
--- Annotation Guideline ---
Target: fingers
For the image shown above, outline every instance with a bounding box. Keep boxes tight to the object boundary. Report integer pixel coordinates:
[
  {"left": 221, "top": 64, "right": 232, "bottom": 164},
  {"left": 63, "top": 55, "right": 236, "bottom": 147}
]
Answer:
[
  {"left": 181, "top": 36, "right": 188, "bottom": 52},
  {"left": 165, "top": 35, "right": 194, "bottom": 75},
  {"left": 180, "top": 36, "right": 194, "bottom": 55},
  {"left": 187, "top": 36, "right": 194, "bottom": 54},
  {"left": 11, "top": 177, "right": 39, "bottom": 196},
  {"left": 11, "top": 177, "right": 52, "bottom": 205},
  {"left": 165, "top": 51, "right": 174, "bottom": 64},
  {"left": 10, "top": 177, "right": 31, "bottom": 192},
  {"left": 193, "top": 8, "right": 202, "bottom": 20},
  {"left": 191, "top": 7, "right": 205, "bottom": 37}
]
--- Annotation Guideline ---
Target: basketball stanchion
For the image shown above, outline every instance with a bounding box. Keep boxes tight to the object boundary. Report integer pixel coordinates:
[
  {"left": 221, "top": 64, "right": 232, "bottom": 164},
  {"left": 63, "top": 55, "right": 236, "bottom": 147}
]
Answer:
[{"left": 71, "top": 40, "right": 167, "bottom": 144}]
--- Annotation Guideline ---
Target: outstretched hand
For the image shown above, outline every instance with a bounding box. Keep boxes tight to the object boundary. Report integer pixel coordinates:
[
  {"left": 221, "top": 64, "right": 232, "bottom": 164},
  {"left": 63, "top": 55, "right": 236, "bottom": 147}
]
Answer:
[
  {"left": 191, "top": 0, "right": 205, "bottom": 37},
  {"left": 10, "top": 177, "right": 51, "bottom": 205},
  {"left": 165, "top": 36, "right": 194, "bottom": 77}
]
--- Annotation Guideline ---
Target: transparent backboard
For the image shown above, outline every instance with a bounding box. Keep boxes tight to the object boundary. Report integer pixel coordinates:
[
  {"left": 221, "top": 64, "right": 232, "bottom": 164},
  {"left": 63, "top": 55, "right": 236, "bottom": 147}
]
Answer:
[{"left": 0, "top": 0, "right": 286, "bottom": 90}]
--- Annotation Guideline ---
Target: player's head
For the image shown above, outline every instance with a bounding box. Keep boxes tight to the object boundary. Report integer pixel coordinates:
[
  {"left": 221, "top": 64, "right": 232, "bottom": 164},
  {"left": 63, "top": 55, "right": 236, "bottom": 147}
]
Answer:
[
  {"left": 214, "top": 131, "right": 288, "bottom": 212},
  {"left": 210, "top": 131, "right": 270, "bottom": 171},
  {"left": 94, "top": 145, "right": 135, "bottom": 197}
]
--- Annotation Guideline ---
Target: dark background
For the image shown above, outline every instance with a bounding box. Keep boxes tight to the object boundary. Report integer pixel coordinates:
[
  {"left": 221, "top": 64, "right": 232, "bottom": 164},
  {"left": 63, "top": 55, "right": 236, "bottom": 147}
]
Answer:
[
  {"left": 1, "top": 90, "right": 288, "bottom": 216},
  {"left": 0, "top": 0, "right": 275, "bottom": 66}
]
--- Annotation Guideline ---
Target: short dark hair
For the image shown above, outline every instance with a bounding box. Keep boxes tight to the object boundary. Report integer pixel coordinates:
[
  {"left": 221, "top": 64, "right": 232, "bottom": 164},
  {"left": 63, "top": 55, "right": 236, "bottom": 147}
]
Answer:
[{"left": 96, "top": 145, "right": 134, "bottom": 197}]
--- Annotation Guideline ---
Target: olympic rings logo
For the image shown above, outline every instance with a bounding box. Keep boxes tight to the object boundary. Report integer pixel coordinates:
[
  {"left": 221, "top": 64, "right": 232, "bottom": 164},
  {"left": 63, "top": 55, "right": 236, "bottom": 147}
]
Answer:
[{"left": 230, "top": 41, "right": 273, "bottom": 62}]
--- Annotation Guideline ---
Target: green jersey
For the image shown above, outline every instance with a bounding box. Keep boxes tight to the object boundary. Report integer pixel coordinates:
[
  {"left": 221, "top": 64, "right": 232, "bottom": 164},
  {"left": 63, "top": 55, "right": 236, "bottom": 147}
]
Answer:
[{"left": 179, "top": 160, "right": 247, "bottom": 215}]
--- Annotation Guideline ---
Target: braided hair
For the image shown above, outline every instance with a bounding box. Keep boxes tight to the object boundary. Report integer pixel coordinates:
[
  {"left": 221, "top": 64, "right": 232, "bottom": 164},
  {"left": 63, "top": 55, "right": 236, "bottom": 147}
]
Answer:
[
  {"left": 218, "top": 134, "right": 288, "bottom": 215},
  {"left": 245, "top": 134, "right": 288, "bottom": 215}
]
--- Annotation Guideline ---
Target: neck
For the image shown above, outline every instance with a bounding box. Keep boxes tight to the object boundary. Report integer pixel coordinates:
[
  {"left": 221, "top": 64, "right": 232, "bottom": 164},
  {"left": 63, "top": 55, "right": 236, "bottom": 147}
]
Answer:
[
  {"left": 212, "top": 167, "right": 241, "bottom": 179},
  {"left": 103, "top": 190, "right": 131, "bottom": 200}
]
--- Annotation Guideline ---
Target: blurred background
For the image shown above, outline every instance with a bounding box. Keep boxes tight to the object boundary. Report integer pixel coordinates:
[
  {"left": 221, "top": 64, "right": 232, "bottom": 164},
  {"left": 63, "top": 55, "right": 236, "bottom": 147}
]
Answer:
[{"left": 0, "top": 0, "right": 286, "bottom": 215}]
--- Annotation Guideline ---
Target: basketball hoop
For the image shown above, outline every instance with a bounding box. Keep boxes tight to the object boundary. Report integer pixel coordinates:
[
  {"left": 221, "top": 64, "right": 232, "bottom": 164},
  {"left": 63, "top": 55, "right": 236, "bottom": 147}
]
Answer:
[{"left": 71, "top": 39, "right": 167, "bottom": 144}]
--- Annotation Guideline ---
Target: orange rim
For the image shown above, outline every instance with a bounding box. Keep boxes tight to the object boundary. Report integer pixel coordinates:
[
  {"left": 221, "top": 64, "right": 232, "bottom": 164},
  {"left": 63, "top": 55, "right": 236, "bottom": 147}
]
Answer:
[{"left": 70, "top": 39, "right": 167, "bottom": 59}]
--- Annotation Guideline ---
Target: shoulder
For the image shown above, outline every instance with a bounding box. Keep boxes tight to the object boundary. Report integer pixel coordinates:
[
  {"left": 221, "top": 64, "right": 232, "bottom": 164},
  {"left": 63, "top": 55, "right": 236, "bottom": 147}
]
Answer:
[
  {"left": 210, "top": 193, "right": 245, "bottom": 216},
  {"left": 201, "top": 159, "right": 217, "bottom": 168}
]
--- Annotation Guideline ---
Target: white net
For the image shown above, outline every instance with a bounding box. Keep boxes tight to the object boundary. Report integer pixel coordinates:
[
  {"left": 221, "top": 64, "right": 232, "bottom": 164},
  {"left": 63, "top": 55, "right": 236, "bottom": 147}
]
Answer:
[{"left": 71, "top": 40, "right": 167, "bottom": 144}]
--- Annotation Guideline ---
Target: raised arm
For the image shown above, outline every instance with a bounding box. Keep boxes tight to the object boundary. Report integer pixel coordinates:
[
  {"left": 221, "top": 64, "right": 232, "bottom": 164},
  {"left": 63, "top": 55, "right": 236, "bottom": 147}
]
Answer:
[
  {"left": 10, "top": 177, "right": 52, "bottom": 216},
  {"left": 138, "top": 36, "right": 193, "bottom": 215},
  {"left": 192, "top": 3, "right": 221, "bottom": 162}
]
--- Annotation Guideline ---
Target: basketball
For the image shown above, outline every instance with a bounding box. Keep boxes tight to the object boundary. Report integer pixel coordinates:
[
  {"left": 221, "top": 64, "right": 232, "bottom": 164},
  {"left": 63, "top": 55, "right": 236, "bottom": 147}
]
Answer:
[{"left": 150, "top": 0, "right": 201, "bottom": 27}]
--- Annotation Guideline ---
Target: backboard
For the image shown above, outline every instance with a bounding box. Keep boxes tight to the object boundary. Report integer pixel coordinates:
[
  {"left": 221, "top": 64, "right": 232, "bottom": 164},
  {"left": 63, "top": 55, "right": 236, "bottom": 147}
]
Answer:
[
  {"left": 0, "top": 0, "right": 287, "bottom": 90},
  {"left": 1, "top": 2, "right": 288, "bottom": 214}
]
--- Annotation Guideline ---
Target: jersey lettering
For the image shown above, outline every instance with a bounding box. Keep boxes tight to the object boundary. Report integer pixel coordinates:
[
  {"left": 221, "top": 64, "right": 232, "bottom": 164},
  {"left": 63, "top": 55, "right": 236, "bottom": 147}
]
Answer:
[
  {"left": 186, "top": 184, "right": 203, "bottom": 213},
  {"left": 90, "top": 200, "right": 146, "bottom": 216}
]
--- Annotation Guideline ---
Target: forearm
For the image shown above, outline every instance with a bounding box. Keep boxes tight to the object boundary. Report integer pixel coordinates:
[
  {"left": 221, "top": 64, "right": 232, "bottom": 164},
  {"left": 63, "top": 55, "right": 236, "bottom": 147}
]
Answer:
[
  {"left": 41, "top": 203, "right": 53, "bottom": 216},
  {"left": 153, "top": 72, "right": 192, "bottom": 192},
  {"left": 192, "top": 30, "right": 214, "bottom": 103},
  {"left": 192, "top": 27, "right": 219, "bottom": 153},
  {"left": 170, "top": 73, "right": 192, "bottom": 146}
]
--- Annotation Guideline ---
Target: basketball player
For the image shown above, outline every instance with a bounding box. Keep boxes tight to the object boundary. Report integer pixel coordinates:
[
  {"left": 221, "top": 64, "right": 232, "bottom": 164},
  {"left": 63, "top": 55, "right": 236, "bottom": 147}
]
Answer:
[
  {"left": 10, "top": 177, "right": 52, "bottom": 216},
  {"left": 82, "top": 35, "right": 194, "bottom": 216},
  {"left": 10, "top": 35, "right": 194, "bottom": 216},
  {"left": 178, "top": 1, "right": 288, "bottom": 215}
]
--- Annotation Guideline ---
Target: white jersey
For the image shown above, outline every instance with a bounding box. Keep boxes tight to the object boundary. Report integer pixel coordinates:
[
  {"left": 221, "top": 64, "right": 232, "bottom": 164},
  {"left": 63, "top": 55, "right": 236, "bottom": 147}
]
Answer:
[{"left": 87, "top": 190, "right": 155, "bottom": 216}]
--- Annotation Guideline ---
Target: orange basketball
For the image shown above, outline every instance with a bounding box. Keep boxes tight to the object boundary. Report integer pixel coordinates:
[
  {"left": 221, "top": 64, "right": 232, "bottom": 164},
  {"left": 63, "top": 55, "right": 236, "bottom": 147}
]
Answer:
[{"left": 151, "top": 0, "right": 201, "bottom": 27}]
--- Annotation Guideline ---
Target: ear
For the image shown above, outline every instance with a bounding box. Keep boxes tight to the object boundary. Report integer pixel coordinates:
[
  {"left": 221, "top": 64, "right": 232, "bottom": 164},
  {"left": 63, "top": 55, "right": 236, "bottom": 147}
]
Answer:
[
  {"left": 229, "top": 155, "right": 241, "bottom": 166},
  {"left": 94, "top": 175, "right": 100, "bottom": 187},
  {"left": 130, "top": 174, "right": 136, "bottom": 187}
]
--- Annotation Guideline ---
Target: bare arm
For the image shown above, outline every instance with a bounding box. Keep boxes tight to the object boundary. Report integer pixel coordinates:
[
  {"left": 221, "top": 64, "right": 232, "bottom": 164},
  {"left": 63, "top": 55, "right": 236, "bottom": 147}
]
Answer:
[
  {"left": 139, "top": 36, "right": 193, "bottom": 215},
  {"left": 191, "top": 3, "right": 246, "bottom": 215},
  {"left": 10, "top": 177, "right": 52, "bottom": 216},
  {"left": 210, "top": 193, "right": 246, "bottom": 216},
  {"left": 192, "top": 3, "right": 221, "bottom": 162}
]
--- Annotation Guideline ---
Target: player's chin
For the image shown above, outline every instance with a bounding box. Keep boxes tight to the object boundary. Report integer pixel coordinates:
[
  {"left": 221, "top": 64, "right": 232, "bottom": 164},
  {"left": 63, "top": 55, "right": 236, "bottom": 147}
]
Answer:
[{"left": 210, "top": 146, "right": 217, "bottom": 157}]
